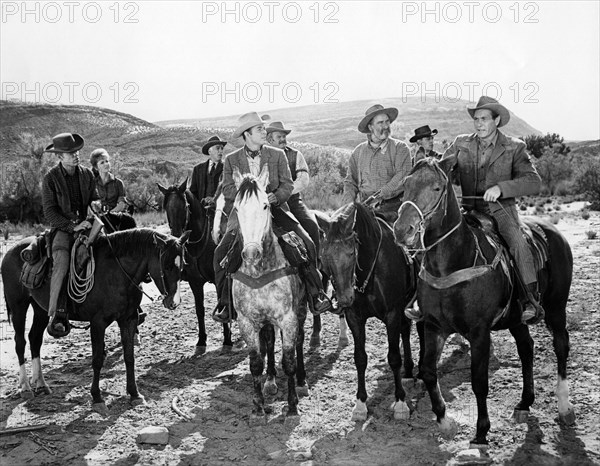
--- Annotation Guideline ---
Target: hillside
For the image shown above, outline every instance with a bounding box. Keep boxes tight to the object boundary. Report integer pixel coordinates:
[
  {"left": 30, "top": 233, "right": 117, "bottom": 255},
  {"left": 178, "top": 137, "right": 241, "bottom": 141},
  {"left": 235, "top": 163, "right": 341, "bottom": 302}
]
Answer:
[
  {"left": 0, "top": 101, "right": 226, "bottom": 167},
  {"left": 157, "top": 97, "right": 543, "bottom": 151}
]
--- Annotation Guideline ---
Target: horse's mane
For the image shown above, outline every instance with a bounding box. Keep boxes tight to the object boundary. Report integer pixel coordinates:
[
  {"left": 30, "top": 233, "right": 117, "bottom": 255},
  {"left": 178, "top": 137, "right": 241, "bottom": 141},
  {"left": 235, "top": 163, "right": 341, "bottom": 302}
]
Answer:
[
  {"left": 236, "top": 175, "right": 260, "bottom": 202},
  {"left": 353, "top": 203, "right": 383, "bottom": 243},
  {"left": 408, "top": 157, "right": 438, "bottom": 175},
  {"left": 97, "top": 228, "right": 170, "bottom": 257}
]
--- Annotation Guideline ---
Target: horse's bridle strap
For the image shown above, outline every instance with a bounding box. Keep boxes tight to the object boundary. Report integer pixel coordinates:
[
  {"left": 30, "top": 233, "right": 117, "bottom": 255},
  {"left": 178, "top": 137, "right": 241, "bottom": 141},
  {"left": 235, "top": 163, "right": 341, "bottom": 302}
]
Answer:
[{"left": 232, "top": 266, "right": 297, "bottom": 289}]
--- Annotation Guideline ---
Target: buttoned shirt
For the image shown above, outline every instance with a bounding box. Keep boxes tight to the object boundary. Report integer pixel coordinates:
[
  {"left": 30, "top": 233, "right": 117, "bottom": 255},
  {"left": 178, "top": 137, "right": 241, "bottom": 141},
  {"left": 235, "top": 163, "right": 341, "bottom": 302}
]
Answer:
[
  {"left": 343, "top": 136, "right": 412, "bottom": 203},
  {"left": 245, "top": 147, "right": 262, "bottom": 177}
]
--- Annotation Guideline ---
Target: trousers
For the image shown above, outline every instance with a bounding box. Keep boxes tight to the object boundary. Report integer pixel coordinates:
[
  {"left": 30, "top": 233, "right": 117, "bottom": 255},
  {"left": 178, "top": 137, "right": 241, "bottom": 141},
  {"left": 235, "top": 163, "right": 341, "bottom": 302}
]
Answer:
[{"left": 48, "top": 230, "right": 74, "bottom": 315}]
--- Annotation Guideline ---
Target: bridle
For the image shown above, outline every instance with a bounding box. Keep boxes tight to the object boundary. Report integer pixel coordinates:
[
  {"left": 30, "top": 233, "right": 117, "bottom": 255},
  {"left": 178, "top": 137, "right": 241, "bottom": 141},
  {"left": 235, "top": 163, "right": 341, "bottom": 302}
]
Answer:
[{"left": 399, "top": 165, "right": 461, "bottom": 258}]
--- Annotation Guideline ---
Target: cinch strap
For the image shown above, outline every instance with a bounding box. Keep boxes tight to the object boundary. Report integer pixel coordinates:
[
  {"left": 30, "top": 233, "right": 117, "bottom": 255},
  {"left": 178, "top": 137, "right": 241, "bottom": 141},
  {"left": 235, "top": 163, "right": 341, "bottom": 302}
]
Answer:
[{"left": 232, "top": 266, "right": 297, "bottom": 289}]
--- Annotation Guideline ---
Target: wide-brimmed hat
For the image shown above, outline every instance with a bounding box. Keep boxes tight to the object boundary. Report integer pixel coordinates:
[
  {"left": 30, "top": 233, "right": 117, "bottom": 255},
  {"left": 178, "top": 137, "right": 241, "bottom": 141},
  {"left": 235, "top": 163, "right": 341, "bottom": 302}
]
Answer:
[
  {"left": 232, "top": 112, "right": 265, "bottom": 139},
  {"left": 409, "top": 125, "right": 438, "bottom": 143},
  {"left": 266, "top": 121, "right": 292, "bottom": 135},
  {"left": 467, "top": 96, "right": 510, "bottom": 127},
  {"left": 202, "top": 135, "right": 228, "bottom": 155},
  {"left": 358, "top": 104, "right": 398, "bottom": 134},
  {"left": 45, "top": 133, "right": 84, "bottom": 153}
]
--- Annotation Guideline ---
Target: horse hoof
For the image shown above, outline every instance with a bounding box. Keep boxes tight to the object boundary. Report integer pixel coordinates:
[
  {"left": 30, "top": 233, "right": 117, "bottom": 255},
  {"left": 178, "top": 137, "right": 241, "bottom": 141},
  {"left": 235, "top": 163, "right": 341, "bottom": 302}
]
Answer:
[
  {"left": 439, "top": 416, "right": 458, "bottom": 439},
  {"left": 467, "top": 443, "right": 489, "bottom": 452},
  {"left": 263, "top": 380, "right": 278, "bottom": 396},
  {"left": 559, "top": 408, "right": 576, "bottom": 425},
  {"left": 92, "top": 402, "right": 109, "bottom": 416},
  {"left": 20, "top": 390, "right": 35, "bottom": 400},
  {"left": 194, "top": 345, "right": 207, "bottom": 356},
  {"left": 391, "top": 401, "right": 410, "bottom": 421},
  {"left": 351, "top": 401, "right": 368, "bottom": 422},
  {"left": 457, "top": 447, "right": 490, "bottom": 464},
  {"left": 34, "top": 386, "right": 52, "bottom": 395},
  {"left": 338, "top": 337, "right": 349, "bottom": 348},
  {"left": 296, "top": 385, "right": 310, "bottom": 397},
  {"left": 131, "top": 396, "right": 146, "bottom": 407},
  {"left": 221, "top": 345, "right": 233, "bottom": 354},
  {"left": 512, "top": 409, "right": 529, "bottom": 423}
]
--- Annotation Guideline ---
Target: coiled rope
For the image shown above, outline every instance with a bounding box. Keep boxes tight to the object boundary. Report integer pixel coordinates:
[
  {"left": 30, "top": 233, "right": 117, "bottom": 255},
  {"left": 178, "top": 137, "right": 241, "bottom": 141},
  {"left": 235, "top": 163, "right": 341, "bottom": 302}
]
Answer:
[{"left": 68, "top": 237, "right": 96, "bottom": 303}]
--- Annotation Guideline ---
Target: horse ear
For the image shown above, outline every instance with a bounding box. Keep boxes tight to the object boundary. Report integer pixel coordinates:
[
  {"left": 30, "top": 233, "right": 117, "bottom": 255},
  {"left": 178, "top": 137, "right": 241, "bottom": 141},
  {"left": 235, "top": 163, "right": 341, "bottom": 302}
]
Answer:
[
  {"left": 178, "top": 178, "right": 188, "bottom": 194},
  {"left": 157, "top": 183, "right": 169, "bottom": 196},
  {"left": 233, "top": 167, "right": 243, "bottom": 190},
  {"left": 179, "top": 230, "right": 191, "bottom": 244},
  {"left": 257, "top": 165, "right": 269, "bottom": 190},
  {"left": 439, "top": 154, "right": 457, "bottom": 176},
  {"left": 154, "top": 234, "right": 167, "bottom": 249}
]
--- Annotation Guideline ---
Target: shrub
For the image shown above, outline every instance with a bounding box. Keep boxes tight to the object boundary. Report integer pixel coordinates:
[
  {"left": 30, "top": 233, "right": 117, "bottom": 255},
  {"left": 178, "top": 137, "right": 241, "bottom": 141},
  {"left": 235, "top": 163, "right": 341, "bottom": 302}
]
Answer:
[
  {"left": 585, "top": 230, "right": 597, "bottom": 240},
  {"left": 574, "top": 158, "right": 600, "bottom": 210},
  {"left": 581, "top": 210, "right": 590, "bottom": 220},
  {"left": 550, "top": 214, "right": 560, "bottom": 224},
  {"left": 519, "top": 204, "right": 527, "bottom": 211}
]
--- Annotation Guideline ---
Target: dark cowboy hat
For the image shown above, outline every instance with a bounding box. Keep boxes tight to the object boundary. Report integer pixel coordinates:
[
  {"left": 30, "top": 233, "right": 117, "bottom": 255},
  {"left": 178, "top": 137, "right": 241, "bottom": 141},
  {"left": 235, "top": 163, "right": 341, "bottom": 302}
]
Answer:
[
  {"left": 358, "top": 104, "right": 399, "bottom": 134},
  {"left": 409, "top": 125, "right": 438, "bottom": 143},
  {"left": 266, "top": 121, "right": 292, "bottom": 135},
  {"left": 467, "top": 96, "right": 510, "bottom": 127},
  {"left": 202, "top": 135, "right": 228, "bottom": 155},
  {"left": 44, "top": 133, "right": 84, "bottom": 153}
]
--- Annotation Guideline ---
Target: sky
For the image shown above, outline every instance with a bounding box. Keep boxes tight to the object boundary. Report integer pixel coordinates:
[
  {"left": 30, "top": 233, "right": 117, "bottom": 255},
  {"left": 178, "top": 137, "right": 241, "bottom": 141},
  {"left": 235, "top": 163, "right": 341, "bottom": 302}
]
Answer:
[{"left": 1, "top": 0, "right": 599, "bottom": 140}]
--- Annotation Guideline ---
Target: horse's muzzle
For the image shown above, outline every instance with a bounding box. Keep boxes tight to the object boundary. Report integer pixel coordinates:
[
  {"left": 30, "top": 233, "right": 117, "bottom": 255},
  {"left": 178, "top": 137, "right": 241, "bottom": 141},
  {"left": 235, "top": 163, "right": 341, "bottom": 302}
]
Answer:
[
  {"left": 242, "top": 243, "right": 262, "bottom": 264},
  {"left": 393, "top": 221, "right": 418, "bottom": 248}
]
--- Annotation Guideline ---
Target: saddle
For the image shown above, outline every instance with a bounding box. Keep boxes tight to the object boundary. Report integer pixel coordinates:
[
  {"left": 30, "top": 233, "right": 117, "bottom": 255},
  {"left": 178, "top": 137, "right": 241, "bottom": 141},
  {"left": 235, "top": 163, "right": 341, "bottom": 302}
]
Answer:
[{"left": 20, "top": 231, "right": 51, "bottom": 289}]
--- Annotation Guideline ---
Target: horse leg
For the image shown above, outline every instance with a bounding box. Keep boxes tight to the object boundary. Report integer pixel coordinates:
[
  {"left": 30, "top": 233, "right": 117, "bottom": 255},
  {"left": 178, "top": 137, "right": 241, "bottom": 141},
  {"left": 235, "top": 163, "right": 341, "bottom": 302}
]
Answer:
[
  {"left": 190, "top": 280, "right": 208, "bottom": 353},
  {"left": 399, "top": 313, "right": 415, "bottom": 379},
  {"left": 416, "top": 320, "right": 425, "bottom": 379},
  {"left": 468, "top": 331, "right": 492, "bottom": 448},
  {"left": 309, "top": 314, "right": 321, "bottom": 347},
  {"left": 338, "top": 314, "right": 349, "bottom": 347},
  {"left": 262, "top": 324, "right": 278, "bottom": 396},
  {"left": 346, "top": 308, "right": 369, "bottom": 421},
  {"left": 295, "top": 301, "right": 309, "bottom": 397},
  {"left": 385, "top": 313, "right": 410, "bottom": 420},
  {"left": 89, "top": 322, "right": 109, "bottom": 414},
  {"left": 280, "top": 317, "right": 299, "bottom": 416},
  {"left": 29, "top": 302, "right": 51, "bottom": 395},
  {"left": 119, "top": 317, "right": 146, "bottom": 406},
  {"left": 10, "top": 298, "right": 34, "bottom": 398},
  {"left": 240, "top": 318, "right": 266, "bottom": 419},
  {"left": 508, "top": 324, "right": 535, "bottom": 422},
  {"left": 421, "top": 323, "right": 457, "bottom": 438}
]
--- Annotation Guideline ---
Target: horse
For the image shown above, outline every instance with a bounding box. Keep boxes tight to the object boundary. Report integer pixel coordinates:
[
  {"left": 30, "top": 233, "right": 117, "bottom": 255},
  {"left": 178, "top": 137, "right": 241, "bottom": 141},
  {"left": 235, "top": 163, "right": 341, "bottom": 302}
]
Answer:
[
  {"left": 99, "top": 211, "right": 137, "bottom": 233},
  {"left": 1, "top": 228, "right": 189, "bottom": 412},
  {"left": 212, "top": 185, "right": 347, "bottom": 348},
  {"left": 229, "top": 166, "right": 310, "bottom": 418},
  {"left": 321, "top": 202, "right": 422, "bottom": 421},
  {"left": 158, "top": 180, "right": 232, "bottom": 353},
  {"left": 393, "top": 155, "right": 574, "bottom": 448}
]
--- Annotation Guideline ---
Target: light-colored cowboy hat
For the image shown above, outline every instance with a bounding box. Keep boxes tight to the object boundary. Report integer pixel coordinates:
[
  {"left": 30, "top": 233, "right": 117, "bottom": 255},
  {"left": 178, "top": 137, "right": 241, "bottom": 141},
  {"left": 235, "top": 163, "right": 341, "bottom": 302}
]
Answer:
[
  {"left": 467, "top": 96, "right": 510, "bottom": 127},
  {"left": 409, "top": 125, "right": 438, "bottom": 143},
  {"left": 266, "top": 121, "right": 292, "bottom": 135},
  {"left": 202, "top": 135, "right": 227, "bottom": 155},
  {"left": 232, "top": 112, "right": 265, "bottom": 139},
  {"left": 45, "top": 133, "right": 84, "bottom": 153},
  {"left": 358, "top": 104, "right": 399, "bottom": 134}
]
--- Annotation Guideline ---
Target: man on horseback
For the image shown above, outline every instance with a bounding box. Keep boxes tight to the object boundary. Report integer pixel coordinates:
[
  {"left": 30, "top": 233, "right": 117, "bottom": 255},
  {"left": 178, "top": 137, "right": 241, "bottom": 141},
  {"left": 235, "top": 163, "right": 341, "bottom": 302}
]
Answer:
[
  {"left": 212, "top": 112, "right": 332, "bottom": 323},
  {"left": 190, "top": 135, "right": 226, "bottom": 207},
  {"left": 42, "top": 133, "right": 99, "bottom": 337},
  {"left": 343, "top": 104, "right": 412, "bottom": 223},
  {"left": 266, "top": 120, "right": 321, "bottom": 258},
  {"left": 411, "top": 125, "right": 442, "bottom": 163},
  {"left": 413, "top": 96, "right": 544, "bottom": 325}
]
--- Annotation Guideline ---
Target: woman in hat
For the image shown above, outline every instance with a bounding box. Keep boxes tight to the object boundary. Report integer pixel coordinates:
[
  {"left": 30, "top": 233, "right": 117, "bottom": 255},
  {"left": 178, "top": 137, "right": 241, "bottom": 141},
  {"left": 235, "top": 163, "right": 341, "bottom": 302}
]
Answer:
[{"left": 89, "top": 148, "right": 129, "bottom": 213}]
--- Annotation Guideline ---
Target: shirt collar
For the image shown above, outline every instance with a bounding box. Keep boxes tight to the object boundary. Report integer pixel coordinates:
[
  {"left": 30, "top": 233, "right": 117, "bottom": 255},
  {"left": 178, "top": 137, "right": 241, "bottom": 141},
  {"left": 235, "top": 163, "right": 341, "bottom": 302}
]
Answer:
[
  {"left": 477, "top": 131, "right": 499, "bottom": 149},
  {"left": 245, "top": 146, "right": 262, "bottom": 159},
  {"left": 367, "top": 135, "right": 389, "bottom": 153},
  {"left": 59, "top": 163, "right": 79, "bottom": 177}
]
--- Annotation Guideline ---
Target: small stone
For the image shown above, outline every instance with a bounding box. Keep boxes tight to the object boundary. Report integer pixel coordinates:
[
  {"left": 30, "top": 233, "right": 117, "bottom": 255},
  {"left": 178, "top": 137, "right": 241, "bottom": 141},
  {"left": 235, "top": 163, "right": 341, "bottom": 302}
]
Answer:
[
  {"left": 136, "top": 426, "right": 169, "bottom": 445},
  {"left": 267, "top": 449, "right": 286, "bottom": 460}
]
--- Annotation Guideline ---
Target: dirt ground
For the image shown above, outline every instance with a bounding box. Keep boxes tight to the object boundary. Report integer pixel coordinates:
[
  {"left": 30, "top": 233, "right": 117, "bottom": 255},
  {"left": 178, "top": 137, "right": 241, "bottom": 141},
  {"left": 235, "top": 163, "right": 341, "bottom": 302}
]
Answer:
[{"left": 1, "top": 206, "right": 599, "bottom": 466}]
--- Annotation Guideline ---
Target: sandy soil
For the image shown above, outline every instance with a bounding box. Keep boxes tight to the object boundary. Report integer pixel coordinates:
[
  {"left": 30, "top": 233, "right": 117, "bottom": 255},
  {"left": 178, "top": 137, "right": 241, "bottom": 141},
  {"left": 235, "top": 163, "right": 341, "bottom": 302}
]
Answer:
[{"left": 1, "top": 206, "right": 599, "bottom": 466}]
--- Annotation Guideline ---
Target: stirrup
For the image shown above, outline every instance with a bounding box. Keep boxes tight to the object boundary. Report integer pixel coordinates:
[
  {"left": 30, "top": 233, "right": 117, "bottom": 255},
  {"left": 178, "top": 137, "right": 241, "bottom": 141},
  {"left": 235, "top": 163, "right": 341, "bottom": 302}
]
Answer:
[
  {"left": 522, "top": 302, "right": 545, "bottom": 325},
  {"left": 404, "top": 307, "right": 423, "bottom": 322},
  {"left": 47, "top": 310, "right": 71, "bottom": 338},
  {"left": 212, "top": 304, "right": 236, "bottom": 324}
]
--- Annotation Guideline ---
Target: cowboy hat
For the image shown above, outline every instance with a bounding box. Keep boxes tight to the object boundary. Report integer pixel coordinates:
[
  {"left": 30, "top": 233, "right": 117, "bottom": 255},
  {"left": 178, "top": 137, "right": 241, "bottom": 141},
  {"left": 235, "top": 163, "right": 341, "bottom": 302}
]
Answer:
[
  {"left": 266, "top": 121, "right": 292, "bottom": 135},
  {"left": 45, "top": 133, "right": 84, "bottom": 153},
  {"left": 202, "top": 135, "right": 228, "bottom": 155},
  {"left": 232, "top": 112, "right": 265, "bottom": 139},
  {"left": 409, "top": 125, "right": 438, "bottom": 143},
  {"left": 467, "top": 96, "right": 510, "bottom": 127},
  {"left": 358, "top": 104, "right": 399, "bottom": 134}
]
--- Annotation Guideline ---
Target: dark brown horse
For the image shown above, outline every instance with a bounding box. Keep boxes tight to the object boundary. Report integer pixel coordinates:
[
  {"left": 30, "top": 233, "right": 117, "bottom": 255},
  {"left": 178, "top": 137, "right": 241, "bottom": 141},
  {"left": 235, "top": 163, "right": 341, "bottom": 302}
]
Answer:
[
  {"left": 158, "top": 180, "right": 232, "bottom": 353},
  {"left": 393, "top": 156, "right": 574, "bottom": 448},
  {"left": 1, "top": 228, "right": 189, "bottom": 413},
  {"left": 321, "top": 202, "right": 422, "bottom": 421}
]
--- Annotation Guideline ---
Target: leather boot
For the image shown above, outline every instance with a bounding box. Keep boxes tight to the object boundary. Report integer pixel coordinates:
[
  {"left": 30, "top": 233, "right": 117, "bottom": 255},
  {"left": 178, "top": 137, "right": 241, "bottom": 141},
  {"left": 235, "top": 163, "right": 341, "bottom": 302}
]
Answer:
[{"left": 521, "top": 283, "right": 545, "bottom": 325}]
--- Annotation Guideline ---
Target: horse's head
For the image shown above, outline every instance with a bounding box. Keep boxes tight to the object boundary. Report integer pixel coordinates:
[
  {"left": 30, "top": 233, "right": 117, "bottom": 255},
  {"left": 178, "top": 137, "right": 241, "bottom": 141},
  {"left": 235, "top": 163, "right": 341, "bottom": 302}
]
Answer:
[
  {"left": 158, "top": 179, "right": 188, "bottom": 237},
  {"left": 150, "top": 230, "right": 191, "bottom": 310},
  {"left": 393, "top": 156, "right": 457, "bottom": 249},
  {"left": 321, "top": 203, "right": 358, "bottom": 308},
  {"left": 233, "top": 165, "right": 271, "bottom": 266}
]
